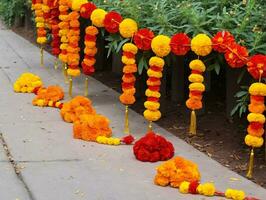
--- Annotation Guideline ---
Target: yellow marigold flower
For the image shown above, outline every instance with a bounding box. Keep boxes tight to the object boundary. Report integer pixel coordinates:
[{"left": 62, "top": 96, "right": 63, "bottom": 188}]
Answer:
[
  {"left": 197, "top": 183, "right": 215, "bottom": 196},
  {"left": 249, "top": 82, "right": 266, "bottom": 96},
  {"left": 90, "top": 9, "right": 107, "bottom": 28},
  {"left": 245, "top": 135, "right": 264, "bottom": 148},
  {"left": 191, "top": 34, "right": 212, "bottom": 56},
  {"left": 144, "top": 101, "right": 160, "bottom": 111},
  {"left": 122, "top": 43, "right": 138, "bottom": 54},
  {"left": 67, "top": 69, "right": 81, "bottom": 77},
  {"left": 149, "top": 56, "right": 165, "bottom": 68},
  {"left": 225, "top": 189, "right": 245, "bottom": 200},
  {"left": 119, "top": 18, "right": 138, "bottom": 38},
  {"left": 151, "top": 35, "right": 171, "bottom": 57},
  {"left": 189, "top": 74, "right": 204, "bottom": 83},
  {"left": 71, "top": 0, "right": 88, "bottom": 11},
  {"left": 36, "top": 22, "right": 45, "bottom": 28},
  {"left": 189, "top": 59, "right": 206, "bottom": 72},
  {"left": 147, "top": 69, "right": 162, "bottom": 78},
  {"left": 35, "top": 17, "right": 44, "bottom": 23},
  {"left": 42, "top": 5, "right": 50, "bottom": 12},
  {"left": 179, "top": 181, "right": 190, "bottom": 194},
  {"left": 145, "top": 89, "right": 161, "bottom": 98},
  {"left": 247, "top": 113, "right": 265, "bottom": 123},
  {"left": 189, "top": 83, "right": 205, "bottom": 92},
  {"left": 60, "top": 43, "right": 68, "bottom": 50},
  {"left": 154, "top": 175, "right": 169, "bottom": 187},
  {"left": 122, "top": 56, "right": 135, "bottom": 65},
  {"left": 144, "top": 110, "right": 161, "bottom": 122},
  {"left": 37, "top": 37, "right": 47, "bottom": 44}
]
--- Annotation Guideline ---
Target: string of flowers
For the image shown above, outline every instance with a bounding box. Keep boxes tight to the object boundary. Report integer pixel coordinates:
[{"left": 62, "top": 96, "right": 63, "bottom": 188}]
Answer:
[
  {"left": 244, "top": 54, "right": 266, "bottom": 178},
  {"left": 81, "top": 26, "right": 99, "bottom": 96},
  {"left": 58, "top": 0, "right": 70, "bottom": 82},
  {"left": 49, "top": 0, "right": 61, "bottom": 69},
  {"left": 119, "top": 43, "right": 138, "bottom": 134},
  {"left": 144, "top": 35, "right": 171, "bottom": 131},
  {"left": 32, "top": 0, "right": 47, "bottom": 67},
  {"left": 179, "top": 181, "right": 258, "bottom": 200},
  {"left": 186, "top": 34, "right": 212, "bottom": 135}
]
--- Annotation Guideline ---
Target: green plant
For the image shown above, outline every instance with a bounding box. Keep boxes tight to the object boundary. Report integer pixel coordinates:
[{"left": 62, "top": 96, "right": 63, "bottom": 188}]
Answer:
[{"left": 231, "top": 86, "right": 249, "bottom": 118}]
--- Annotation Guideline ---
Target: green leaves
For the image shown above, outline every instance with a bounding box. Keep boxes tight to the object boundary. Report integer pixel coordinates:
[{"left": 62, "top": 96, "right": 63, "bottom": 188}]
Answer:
[{"left": 231, "top": 86, "right": 249, "bottom": 117}]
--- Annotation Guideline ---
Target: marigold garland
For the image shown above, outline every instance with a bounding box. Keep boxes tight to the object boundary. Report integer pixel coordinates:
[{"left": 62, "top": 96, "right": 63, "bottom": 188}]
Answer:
[
  {"left": 90, "top": 8, "right": 107, "bottom": 28},
  {"left": 191, "top": 34, "right": 212, "bottom": 56},
  {"left": 225, "top": 43, "right": 249, "bottom": 68},
  {"left": 151, "top": 35, "right": 171, "bottom": 57},
  {"left": 119, "top": 18, "right": 138, "bottom": 38},
  {"left": 247, "top": 54, "right": 266, "bottom": 80},
  {"left": 133, "top": 132, "right": 174, "bottom": 162},
  {"left": 170, "top": 33, "right": 191, "bottom": 56},
  {"left": 154, "top": 156, "right": 200, "bottom": 187},
  {"left": 81, "top": 26, "right": 99, "bottom": 76},
  {"left": 60, "top": 96, "right": 96, "bottom": 123},
  {"left": 73, "top": 114, "right": 112, "bottom": 141},
  {"left": 32, "top": 85, "right": 64, "bottom": 107},
  {"left": 80, "top": 2, "right": 96, "bottom": 19},
  {"left": 96, "top": 135, "right": 135, "bottom": 146},
  {"left": 212, "top": 31, "right": 235, "bottom": 53},
  {"left": 13, "top": 73, "right": 43, "bottom": 93}
]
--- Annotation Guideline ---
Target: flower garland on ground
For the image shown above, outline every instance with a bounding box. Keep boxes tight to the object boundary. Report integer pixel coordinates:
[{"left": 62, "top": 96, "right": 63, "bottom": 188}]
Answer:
[
  {"left": 119, "top": 43, "right": 138, "bottom": 134},
  {"left": 96, "top": 135, "right": 134, "bottom": 146},
  {"left": 73, "top": 113, "right": 112, "bottom": 141},
  {"left": 60, "top": 96, "right": 96, "bottom": 123},
  {"left": 144, "top": 35, "right": 171, "bottom": 130},
  {"left": 154, "top": 156, "right": 200, "bottom": 187},
  {"left": 133, "top": 132, "right": 174, "bottom": 162},
  {"left": 186, "top": 34, "right": 212, "bottom": 135},
  {"left": 81, "top": 25, "right": 99, "bottom": 96},
  {"left": 13, "top": 73, "right": 43, "bottom": 93},
  {"left": 32, "top": 0, "right": 47, "bottom": 67},
  {"left": 179, "top": 181, "right": 258, "bottom": 200},
  {"left": 32, "top": 85, "right": 64, "bottom": 107}
]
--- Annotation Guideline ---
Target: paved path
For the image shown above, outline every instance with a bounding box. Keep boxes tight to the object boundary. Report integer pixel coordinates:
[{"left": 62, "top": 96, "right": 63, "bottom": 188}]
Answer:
[{"left": 0, "top": 27, "right": 265, "bottom": 200}]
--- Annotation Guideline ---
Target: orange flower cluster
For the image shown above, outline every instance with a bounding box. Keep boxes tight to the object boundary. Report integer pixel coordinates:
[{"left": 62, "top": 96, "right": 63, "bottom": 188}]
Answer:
[
  {"left": 66, "top": 11, "right": 81, "bottom": 77},
  {"left": 58, "top": 0, "right": 70, "bottom": 63},
  {"left": 186, "top": 60, "right": 206, "bottom": 110},
  {"left": 119, "top": 43, "right": 138, "bottom": 105},
  {"left": 245, "top": 83, "right": 266, "bottom": 148},
  {"left": 60, "top": 96, "right": 96, "bottom": 123},
  {"left": 73, "top": 114, "right": 112, "bottom": 141},
  {"left": 143, "top": 56, "right": 165, "bottom": 122},
  {"left": 42, "top": 0, "right": 52, "bottom": 30},
  {"left": 32, "top": 86, "right": 64, "bottom": 107},
  {"left": 154, "top": 156, "right": 201, "bottom": 188},
  {"left": 32, "top": 0, "right": 47, "bottom": 45},
  {"left": 81, "top": 26, "right": 99, "bottom": 75}
]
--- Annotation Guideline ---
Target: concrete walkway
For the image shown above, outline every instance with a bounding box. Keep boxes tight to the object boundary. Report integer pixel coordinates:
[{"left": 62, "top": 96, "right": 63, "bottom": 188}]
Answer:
[{"left": 0, "top": 27, "right": 265, "bottom": 200}]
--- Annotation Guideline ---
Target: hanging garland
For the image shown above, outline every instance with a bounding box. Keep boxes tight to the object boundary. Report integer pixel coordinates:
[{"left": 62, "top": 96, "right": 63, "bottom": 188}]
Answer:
[
  {"left": 144, "top": 35, "right": 171, "bottom": 130},
  {"left": 81, "top": 25, "right": 99, "bottom": 96},
  {"left": 186, "top": 34, "right": 212, "bottom": 135}
]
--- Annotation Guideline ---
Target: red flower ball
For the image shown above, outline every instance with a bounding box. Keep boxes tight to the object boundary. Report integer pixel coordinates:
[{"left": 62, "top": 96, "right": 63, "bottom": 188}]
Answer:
[
  {"left": 133, "top": 132, "right": 174, "bottom": 162},
  {"left": 121, "top": 135, "right": 135, "bottom": 145},
  {"left": 212, "top": 31, "right": 235, "bottom": 53},
  {"left": 80, "top": 2, "right": 97, "bottom": 19},
  {"left": 82, "top": 63, "right": 95, "bottom": 75},
  {"left": 224, "top": 43, "right": 248, "bottom": 68},
  {"left": 188, "top": 181, "right": 200, "bottom": 194},
  {"left": 170, "top": 33, "right": 191, "bottom": 55},
  {"left": 247, "top": 54, "right": 266, "bottom": 80},
  {"left": 104, "top": 11, "right": 123, "bottom": 33},
  {"left": 133, "top": 28, "right": 154, "bottom": 50}
]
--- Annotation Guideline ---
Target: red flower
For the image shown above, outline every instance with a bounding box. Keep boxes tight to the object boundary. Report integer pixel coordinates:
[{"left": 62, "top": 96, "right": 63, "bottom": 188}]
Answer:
[
  {"left": 80, "top": 2, "right": 97, "bottom": 19},
  {"left": 121, "top": 135, "right": 135, "bottom": 145},
  {"left": 170, "top": 33, "right": 191, "bottom": 55},
  {"left": 247, "top": 54, "right": 266, "bottom": 80},
  {"left": 82, "top": 63, "right": 95, "bottom": 75},
  {"left": 104, "top": 11, "right": 123, "bottom": 33},
  {"left": 188, "top": 181, "right": 200, "bottom": 194},
  {"left": 133, "top": 132, "right": 174, "bottom": 162},
  {"left": 224, "top": 43, "right": 248, "bottom": 68},
  {"left": 133, "top": 28, "right": 154, "bottom": 50},
  {"left": 212, "top": 31, "right": 235, "bottom": 53}
]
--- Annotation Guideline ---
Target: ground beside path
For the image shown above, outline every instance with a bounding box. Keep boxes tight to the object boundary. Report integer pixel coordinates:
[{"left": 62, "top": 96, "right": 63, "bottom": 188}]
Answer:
[{"left": 0, "top": 27, "right": 266, "bottom": 200}]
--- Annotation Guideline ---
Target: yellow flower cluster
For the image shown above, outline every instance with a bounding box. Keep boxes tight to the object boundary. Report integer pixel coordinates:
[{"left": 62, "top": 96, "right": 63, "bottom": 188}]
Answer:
[
  {"left": 71, "top": 0, "right": 88, "bottom": 11},
  {"left": 151, "top": 35, "right": 171, "bottom": 57},
  {"left": 249, "top": 82, "right": 266, "bottom": 96},
  {"left": 13, "top": 73, "right": 43, "bottom": 93},
  {"left": 191, "top": 34, "right": 212, "bottom": 56},
  {"left": 119, "top": 18, "right": 138, "bottom": 38},
  {"left": 245, "top": 134, "right": 264, "bottom": 148},
  {"left": 197, "top": 183, "right": 216, "bottom": 196},
  {"left": 179, "top": 181, "right": 190, "bottom": 194},
  {"left": 96, "top": 136, "right": 121, "bottom": 145},
  {"left": 189, "top": 59, "right": 206, "bottom": 72},
  {"left": 91, "top": 9, "right": 107, "bottom": 28},
  {"left": 225, "top": 189, "right": 245, "bottom": 200}
]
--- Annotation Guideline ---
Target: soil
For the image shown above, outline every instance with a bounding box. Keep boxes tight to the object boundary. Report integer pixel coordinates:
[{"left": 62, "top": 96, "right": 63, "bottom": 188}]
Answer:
[{"left": 11, "top": 25, "right": 266, "bottom": 189}]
